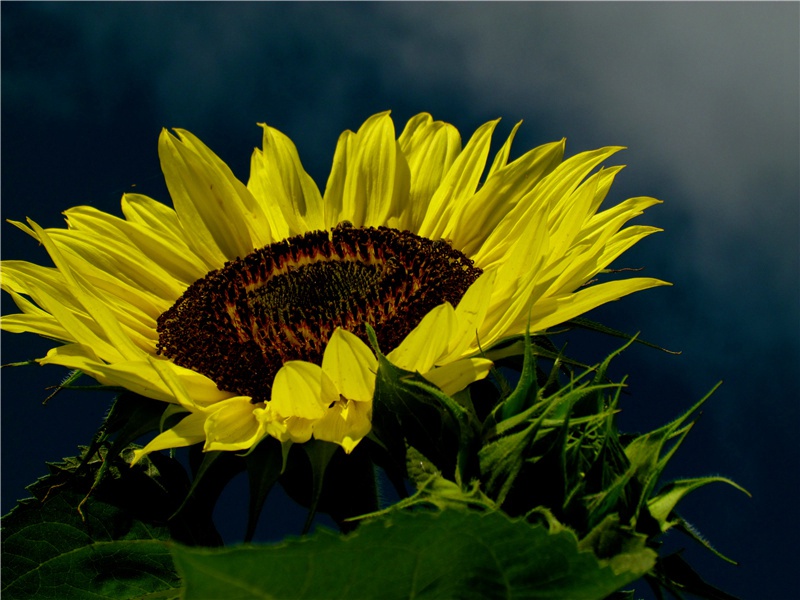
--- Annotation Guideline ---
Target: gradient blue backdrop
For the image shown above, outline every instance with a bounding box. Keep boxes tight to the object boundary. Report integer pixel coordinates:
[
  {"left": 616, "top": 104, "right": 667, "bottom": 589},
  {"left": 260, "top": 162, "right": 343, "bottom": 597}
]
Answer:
[{"left": 2, "top": 3, "right": 798, "bottom": 598}]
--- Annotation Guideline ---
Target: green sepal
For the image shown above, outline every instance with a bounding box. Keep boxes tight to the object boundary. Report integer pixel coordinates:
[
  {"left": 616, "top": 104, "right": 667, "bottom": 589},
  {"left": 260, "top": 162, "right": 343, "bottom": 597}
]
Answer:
[
  {"left": 279, "top": 440, "right": 379, "bottom": 533},
  {"left": 102, "top": 393, "right": 175, "bottom": 461},
  {"left": 646, "top": 552, "right": 743, "bottom": 600},
  {"left": 0, "top": 359, "right": 39, "bottom": 368},
  {"left": 628, "top": 384, "right": 722, "bottom": 520},
  {"left": 648, "top": 476, "right": 750, "bottom": 537},
  {"left": 578, "top": 513, "right": 650, "bottom": 561},
  {"left": 481, "top": 334, "right": 591, "bottom": 370},
  {"left": 566, "top": 316, "right": 681, "bottom": 355},
  {"left": 671, "top": 516, "right": 744, "bottom": 566},
  {"left": 403, "top": 377, "right": 480, "bottom": 487},
  {"left": 365, "top": 324, "right": 465, "bottom": 481},
  {"left": 499, "top": 327, "right": 539, "bottom": 420},
  {"left": 479, "top": 375, "right": 619, "bottom": 511},
  {"left": 349, "top": 473, "right": 497, "bottom": 521},
  {"left": 243, "top": 436, "right": 286, "bottom": 542},
  {"left": 299, "top": 439, "right": 339, "bottom": 534},
  {"left": 171, "top": 447, "right": 244, "bottom": 544}
]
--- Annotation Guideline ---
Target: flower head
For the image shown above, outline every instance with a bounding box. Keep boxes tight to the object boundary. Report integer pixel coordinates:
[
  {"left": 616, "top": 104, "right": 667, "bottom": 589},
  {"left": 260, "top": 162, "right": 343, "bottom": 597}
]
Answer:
[{"left": 1, "top": 111, "right": 667, "bottom": 459}]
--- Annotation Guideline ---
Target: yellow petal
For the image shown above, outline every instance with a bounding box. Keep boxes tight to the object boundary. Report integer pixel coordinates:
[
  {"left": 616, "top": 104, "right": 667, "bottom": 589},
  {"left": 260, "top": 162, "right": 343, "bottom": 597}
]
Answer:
[
  {"left": 38, "top": 345, "right": 177, "bottom": 403},
  {"left": 529, "top": 278, "right": 671, "bottom": 334},
  {"left": 159, "top": 129, "right": 255, "bottom": 265},
  {"left": 313, "top": 398, "right": 373, "bottom": 454},
  {"left": 271, "top": 361, "right": 327, "bottom": 419},
  {"left": 255, "top": 404, "right": 314, "bottom": 445},
  {"left": 0, "top": 288, "right": 71, "bottom": 341},
  {"left": 387, "top": 303, "right": 455, "bottom": 373},
  {"left": 343, "top": 112, "right": 411, "bottom": 228},
  {"left": 204, "top": 397, "right": 266, "bottom": 452},
  {"left": 440, "top": 269, "right": 497, "bottom": 363},
  {"left": 321, "top": 328, "right": 377, "bottom": 402},
  {"left": 148, "top": 355, "right": 229, "bottom": 410},
  {"left": 416, "top": 118, "right": 499, "bottom": 240},
  {"left": 448, "top": 139, "right": 565, "bottom": 257},
  {"left": 248, "top": 123, "right": 323, "bottom": 237},
  {"left": 398, "top": 113, "right": 462, "bottom": 231},
  {"left": 7, "top": 247, "right": 126, "bottom": 364},
  {"left": 321, "top": 129, "right": 356, "bottom": 228},
  {"left": 120, "top": 193, "right": 183, "bottom": 233},
  {"left": 486, "top": 120, "right": 523, "bottom": 179},
  {"left": 422, "top": 357, "right": 494, "bottom": 397},
  {"left": 131, "top": 411, "right": 207, "bottom": 465},
  {"left": 66, "top": 204, "right": 206, "bottom": 286}
]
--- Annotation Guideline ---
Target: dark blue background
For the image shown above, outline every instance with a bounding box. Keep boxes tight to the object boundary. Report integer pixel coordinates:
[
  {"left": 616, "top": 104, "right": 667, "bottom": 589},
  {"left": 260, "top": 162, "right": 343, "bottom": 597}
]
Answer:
[{"left": 2, "top": 3, "right": 798, "bottom": 598}]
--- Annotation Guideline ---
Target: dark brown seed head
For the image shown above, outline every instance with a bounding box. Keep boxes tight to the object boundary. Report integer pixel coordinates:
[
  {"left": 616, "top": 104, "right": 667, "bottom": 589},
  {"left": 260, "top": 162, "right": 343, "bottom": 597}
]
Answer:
[{"left": 157, "top": 224, "right": 482, "bottom": 402}]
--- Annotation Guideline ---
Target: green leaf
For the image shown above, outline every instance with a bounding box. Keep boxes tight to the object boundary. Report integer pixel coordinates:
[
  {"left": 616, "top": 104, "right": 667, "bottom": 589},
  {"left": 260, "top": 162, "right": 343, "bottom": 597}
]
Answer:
[
  {"left": 2, "top": 448, "right": 181, "bottom": 600},
  {"left": 171, "top": 509, "right": 656, "bottom": 600}
]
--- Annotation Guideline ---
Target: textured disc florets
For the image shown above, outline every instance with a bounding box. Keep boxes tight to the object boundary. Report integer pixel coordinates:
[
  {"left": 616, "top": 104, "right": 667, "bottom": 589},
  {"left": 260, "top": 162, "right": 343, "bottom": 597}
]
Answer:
[{"left": 157, "top": 223, "right": 482, "bottom": 402}]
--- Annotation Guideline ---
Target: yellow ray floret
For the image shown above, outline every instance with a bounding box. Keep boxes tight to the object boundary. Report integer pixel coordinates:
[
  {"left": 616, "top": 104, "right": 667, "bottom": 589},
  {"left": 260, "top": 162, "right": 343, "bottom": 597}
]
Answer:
[{"left": 1, "top": 111, "right": 669, "bottom": 460}]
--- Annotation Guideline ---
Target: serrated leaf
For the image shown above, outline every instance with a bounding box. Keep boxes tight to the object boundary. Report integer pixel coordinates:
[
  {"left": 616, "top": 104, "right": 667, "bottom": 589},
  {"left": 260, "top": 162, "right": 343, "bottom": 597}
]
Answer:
[
  {"left": 171, "top": 509, "right": 656, "bottom": 600},
  {"left": 4, "top": 538, "right": 178, "bottom": 600},
  {"left": 1, "top": 450, "right": 181, "bottom": 600}
]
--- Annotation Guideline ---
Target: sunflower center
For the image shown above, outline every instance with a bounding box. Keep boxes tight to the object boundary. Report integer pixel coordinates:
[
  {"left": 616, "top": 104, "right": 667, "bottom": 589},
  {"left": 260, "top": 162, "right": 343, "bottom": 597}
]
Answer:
[{"left": 156, "top": 223, "right": 482, "bottom": 402}]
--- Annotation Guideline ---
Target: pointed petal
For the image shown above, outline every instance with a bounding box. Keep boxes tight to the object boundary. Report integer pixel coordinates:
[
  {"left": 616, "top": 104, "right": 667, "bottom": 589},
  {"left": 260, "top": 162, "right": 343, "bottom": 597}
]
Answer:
[
  {"left": 131, "top": 411, "right": 207, "bottom": 464},
  {"left": 398, "top": 113, "right": 462, "bottom": 231},
  {"left": 387, "top": 303, "right": 456, "bottom": 373},
  {"left": 247, "top": 123, "right": 324, "bottom": 237},
  {"left": 342, "top": 112, "right": 411, "bottom": 228},
  {"left": 37, "top": 344, "right": 185, "bottom": 403},
  {"left": 70, "top": 204, "right": 206, "bottom": 286},
  {"left": 486, "top": 120, "right": 523, "bottom": 180},
  {"left": 0, "top": 287, "right": 71, "bottom": 341},
  {"left": 148, "top": 355, "right": 231, "bottom": 409},
  {"left": 440, "top": 269, "right": 497, "bottom": 362},
  {"left": 448, "top": 139, "right": 565, "bottom": 257},
  {"left": 20, "top": 223, "right": 142, "bottom": 362},
  {"left": 322, "top": 129, "right": 356, "bottom": 228},
  {"left": 121, "top": 193, "right": 183, "bottom": 234},
  {"left": 417, "top": 119, "right": 500, "bottom": 240},
  {"left": 159, "top": 129, "right": 256, "bottom": 265},
  {"left": 529, "top": 278, "right": 671, "bottom": 333}
]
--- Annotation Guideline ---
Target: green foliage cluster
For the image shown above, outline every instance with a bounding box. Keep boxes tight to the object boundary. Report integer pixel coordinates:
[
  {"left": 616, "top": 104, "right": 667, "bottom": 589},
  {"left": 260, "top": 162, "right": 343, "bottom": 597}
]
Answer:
[{"left": 1, "top": 330, "right": 746, "bottom": 599}]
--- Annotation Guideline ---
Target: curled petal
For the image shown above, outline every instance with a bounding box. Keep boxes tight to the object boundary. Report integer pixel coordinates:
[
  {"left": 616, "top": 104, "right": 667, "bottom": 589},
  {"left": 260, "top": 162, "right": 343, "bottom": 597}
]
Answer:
[
  {"left": 204, "top": 397, "right": 267, "bottom": 452},
  {"left": 271, "top": 361, "right": 327, "bottom": 420},
  {"left": 321, "top": 328, "right": 377, "bottom": 402},
  {"left": 423, "top": 357, "right": 494, "bottom": 397}
]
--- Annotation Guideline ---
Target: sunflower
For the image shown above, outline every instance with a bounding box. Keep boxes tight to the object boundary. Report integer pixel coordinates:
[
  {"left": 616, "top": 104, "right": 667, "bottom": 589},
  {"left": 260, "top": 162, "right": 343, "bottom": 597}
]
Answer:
[{"left": 1, "top": 111, "right": 667, "bottom": 461}]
